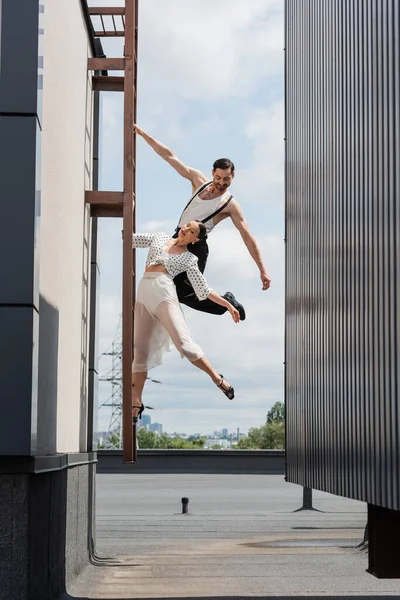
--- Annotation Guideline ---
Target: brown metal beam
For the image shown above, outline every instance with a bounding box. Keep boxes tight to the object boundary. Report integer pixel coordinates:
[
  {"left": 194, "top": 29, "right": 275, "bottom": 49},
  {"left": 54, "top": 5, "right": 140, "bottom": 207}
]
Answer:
[
  {"left": 94, "top": 30, "right": 125, "bottom": 37},
  {"left": 91, "top": 206, "right": 123, "bottom": 218},
  {"left": 92, "top": 76, "right": 124, "bottom": 92},
  {"left": 86, "top": 191, "right": 123, "bottom": 217},
  {"left": 89, "top": 7, "right": 125, "bottom": 15},
  {"left": 122, "top": 0, "right": 137, "bottom": 463},
  {"left": 132, "top": 5, "right": 139, "bottom": 462},
  {"left": 88, "top": 58, "right": 125, "bottom": 71}
]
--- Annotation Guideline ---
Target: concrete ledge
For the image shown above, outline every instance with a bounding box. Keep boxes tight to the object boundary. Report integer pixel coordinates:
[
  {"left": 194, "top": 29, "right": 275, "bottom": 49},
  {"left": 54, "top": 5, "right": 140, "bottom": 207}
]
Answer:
[
  {"left": 0, "top": 452, "right": 97, "bottom": 474},
  {"left": 97, "top": 449, "right": 285, "bottom": 474}
]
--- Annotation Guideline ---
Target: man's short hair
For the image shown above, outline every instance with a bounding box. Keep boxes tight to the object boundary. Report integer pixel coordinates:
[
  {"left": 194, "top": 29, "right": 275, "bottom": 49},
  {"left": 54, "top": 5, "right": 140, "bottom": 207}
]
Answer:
[{"left": 213, "top": 158, "right": 235, "bottom": 174}]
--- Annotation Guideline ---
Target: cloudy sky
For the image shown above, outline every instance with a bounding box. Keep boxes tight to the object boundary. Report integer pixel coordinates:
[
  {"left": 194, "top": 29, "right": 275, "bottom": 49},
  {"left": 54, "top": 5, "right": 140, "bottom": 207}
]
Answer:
[{"left": 89, "top": 0, "right": 285, "bottom": 436}]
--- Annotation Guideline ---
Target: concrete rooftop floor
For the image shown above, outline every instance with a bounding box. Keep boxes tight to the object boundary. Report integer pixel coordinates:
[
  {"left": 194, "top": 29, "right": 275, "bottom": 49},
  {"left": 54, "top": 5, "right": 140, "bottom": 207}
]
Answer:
[{"left": 65, "top": 474, "right": 400, "bottom": 599}]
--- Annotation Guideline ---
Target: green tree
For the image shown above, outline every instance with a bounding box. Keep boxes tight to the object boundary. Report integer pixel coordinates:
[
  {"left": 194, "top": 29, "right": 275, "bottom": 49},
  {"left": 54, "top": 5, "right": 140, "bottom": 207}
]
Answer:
[
  {"left": 163, "top": 435, "right": 205, "bottom": 449},
  {"left": 107, "top": 432, "right": 122, "bottom": 448},
  {"left": 236, "top": 437, "right": 255, "bottom": 449},
  {"left": 267, "top": 401, "right": 285, "bottom": 424},
  {"left": 137, "top": 428, "right": 205, "bottom": 449},
  {"left": 191, "top": 438, "right": 206, "bottom": 448},
  {"left": 261, "top": 421, "right": 285, "bottom": 448},
  {"left": 236, "top": 427, "right": 263, "bottom": 449},
  {"left": 137, "top": 428, "right": 158, "bottom": 448},
  {"left": 237, "top": 421, "right": 285, "bottom": 450}
]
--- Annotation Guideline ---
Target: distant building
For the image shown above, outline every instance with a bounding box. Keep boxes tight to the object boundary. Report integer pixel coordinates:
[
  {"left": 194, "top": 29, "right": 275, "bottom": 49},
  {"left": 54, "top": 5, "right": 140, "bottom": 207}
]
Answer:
[
  {"left": 205, "top": 438, "right": 230, "bottom": 449},
  {"left": 137, "top": 414, "right": 151, "bottom": 430},
  {"left": 169, "top": 432, "right": 188, "bottom": 438},
  {"left": 142, "top": 415, "right": 151, "bottom": 429},
  {"left": 221, "top": 428, "right": 228, "bottom": 437},
  {"left": 150, "top": 423, "right": 163, "bottom": 434}
]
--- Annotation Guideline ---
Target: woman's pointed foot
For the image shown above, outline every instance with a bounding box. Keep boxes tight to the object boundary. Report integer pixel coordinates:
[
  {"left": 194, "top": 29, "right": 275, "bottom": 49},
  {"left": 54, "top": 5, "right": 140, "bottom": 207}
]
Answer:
[
  {"left": 132, "top": 402, "right": 145, "bottom": 423},
  {"left": 216, "top": 374, "right": 234, "bottom": 400}
]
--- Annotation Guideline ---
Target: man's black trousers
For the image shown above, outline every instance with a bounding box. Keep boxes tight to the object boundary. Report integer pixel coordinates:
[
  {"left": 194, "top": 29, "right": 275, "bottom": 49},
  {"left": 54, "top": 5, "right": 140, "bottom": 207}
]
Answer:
[{"left": 172, "top": 231, "right": 226, "bottom": 315}]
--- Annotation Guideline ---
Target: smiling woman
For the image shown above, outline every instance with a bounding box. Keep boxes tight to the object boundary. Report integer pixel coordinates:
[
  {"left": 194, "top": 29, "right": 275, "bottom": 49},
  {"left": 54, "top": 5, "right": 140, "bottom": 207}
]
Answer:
[{"left": 131, "top": 225, "right": 240, "bottom": 418}]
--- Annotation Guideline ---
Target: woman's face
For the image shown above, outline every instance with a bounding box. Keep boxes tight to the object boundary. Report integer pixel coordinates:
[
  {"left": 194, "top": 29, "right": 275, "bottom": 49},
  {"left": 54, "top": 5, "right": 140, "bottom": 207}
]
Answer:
[{"left": 179, "top": 221, "right": 200, "bottom": 244}]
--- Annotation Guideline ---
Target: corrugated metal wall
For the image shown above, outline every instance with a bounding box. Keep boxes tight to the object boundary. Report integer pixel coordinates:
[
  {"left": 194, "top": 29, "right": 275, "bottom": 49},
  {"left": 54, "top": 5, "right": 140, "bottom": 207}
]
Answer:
[{"left": 285, "top": 0, "right": 400, "bottom": 510}]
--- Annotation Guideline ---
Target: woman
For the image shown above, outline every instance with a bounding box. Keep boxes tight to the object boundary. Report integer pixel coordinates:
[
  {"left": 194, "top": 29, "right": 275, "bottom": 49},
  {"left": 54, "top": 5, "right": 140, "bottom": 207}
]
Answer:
[{"left": 132, "top": 220, "right": 239, "bottom": 421}]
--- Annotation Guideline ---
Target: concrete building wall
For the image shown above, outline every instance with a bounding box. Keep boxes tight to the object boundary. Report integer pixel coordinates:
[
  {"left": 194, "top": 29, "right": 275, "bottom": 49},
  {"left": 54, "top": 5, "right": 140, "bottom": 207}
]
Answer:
[
  {"left": 39, "top": 0, "right": 93, "bottom": 455},
  {"left": 0, "top": 1, "right": 100, "bottom": 598}
]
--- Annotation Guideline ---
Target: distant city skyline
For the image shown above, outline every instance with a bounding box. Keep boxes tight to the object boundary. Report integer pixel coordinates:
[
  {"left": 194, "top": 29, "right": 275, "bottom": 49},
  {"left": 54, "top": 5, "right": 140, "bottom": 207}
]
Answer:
[
  {"left": 97, "top": 417, "right": 248, "bottom": 443},
  {"left": 95, "top": 0, "right": 285, "bottom": 435},
  {"left": 135, "top": 412, "right": 243, "bottom": 438}
]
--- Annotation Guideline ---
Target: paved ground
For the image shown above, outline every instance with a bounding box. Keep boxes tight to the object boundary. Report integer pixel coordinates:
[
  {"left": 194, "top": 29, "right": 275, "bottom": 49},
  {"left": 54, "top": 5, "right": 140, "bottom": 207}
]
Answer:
[{"left": 65, "top": 474, "right": 400, "bottom": 599}]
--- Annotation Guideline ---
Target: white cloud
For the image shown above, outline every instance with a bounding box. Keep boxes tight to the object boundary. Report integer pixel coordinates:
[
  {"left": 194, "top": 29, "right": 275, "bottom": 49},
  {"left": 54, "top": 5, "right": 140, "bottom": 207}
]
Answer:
[
  {"left": 138, "top": 0, "right": 283, "bottom": 103},
  {"left": 205, "top": 224, "right": 283, "bottom": 281},
  {"left": 90, "top": 0, "right": 286, "bottom": 435},
  {"left": 98, "top": 293, "right": 121, "bottom": 356},
  {"left": 234, "top": 101, "right": 285, "bottom": 205},
  {"left": 89, "top": 0, "right": 284, "bottom": 132},
  {"left": 98, "top": 94, "right": 124, "bottom": 188},
  {"left": 180, "top": 228, "right": 285, "bottom": 371},
  {"left": 140, "top": 218, "right": 176, "bottom": 233}
]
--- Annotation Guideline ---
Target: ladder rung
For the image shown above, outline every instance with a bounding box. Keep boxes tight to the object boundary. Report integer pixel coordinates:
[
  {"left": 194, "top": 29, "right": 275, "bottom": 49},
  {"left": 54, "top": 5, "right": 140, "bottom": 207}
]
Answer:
[
  {"left": 91, "top": 206, "right": 123, "bottom": 218},
  {"left": 86, "top": 191, "right": 123, "bottom": 218},
  {"left": 94, "top": 30, "right": 125, "bottom": 38},
  {"left": 88, "top": 7, "right": 125, "bottom": 15},
  {"left": 88, "top": 58, "right": 125, "bottom": 71},
  {"left": 92, "top": 76, "right": 124, "bottom": 92}
]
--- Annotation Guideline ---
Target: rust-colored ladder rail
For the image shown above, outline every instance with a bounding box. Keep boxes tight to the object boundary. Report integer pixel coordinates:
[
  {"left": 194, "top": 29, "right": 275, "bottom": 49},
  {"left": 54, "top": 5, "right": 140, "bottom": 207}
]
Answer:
[{"left": 85, "top": 0, "right": 139, "bottom": 463}]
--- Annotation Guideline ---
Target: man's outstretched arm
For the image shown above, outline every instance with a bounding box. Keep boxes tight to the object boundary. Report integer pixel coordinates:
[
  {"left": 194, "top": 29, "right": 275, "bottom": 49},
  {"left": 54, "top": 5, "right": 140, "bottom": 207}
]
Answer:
[
  {"left": 133, "top": 124, "right": 206, "bottom": 187},
  {"left": 228, "top": 201, "right": 271, "bottom": 290}
]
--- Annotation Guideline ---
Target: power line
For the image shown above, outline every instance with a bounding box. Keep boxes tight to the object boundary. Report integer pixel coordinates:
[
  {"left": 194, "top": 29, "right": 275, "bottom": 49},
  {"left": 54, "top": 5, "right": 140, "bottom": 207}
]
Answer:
[
  {"left": 98, "top": 314, "right": 162, "bottom": 448},
  {"left": 98, "top": 315, "right": 123, "bottom": 449}
]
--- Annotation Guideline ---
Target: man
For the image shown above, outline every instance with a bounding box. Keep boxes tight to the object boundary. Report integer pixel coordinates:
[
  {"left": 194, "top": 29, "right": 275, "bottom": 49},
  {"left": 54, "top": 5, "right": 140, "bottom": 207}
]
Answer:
[{"left": 133, "top": 124, "right": 271, "bottom": 320}]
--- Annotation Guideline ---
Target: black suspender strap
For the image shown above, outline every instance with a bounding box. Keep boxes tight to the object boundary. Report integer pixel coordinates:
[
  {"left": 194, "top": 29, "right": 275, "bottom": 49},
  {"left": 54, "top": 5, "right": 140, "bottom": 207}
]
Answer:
[
  {"left": 201, "top": 194, "right": 233, "bottom": 224},
  {"left": 176, "top": 182, "right": 233, "bottom": 231},
  {"left": 178, "top": 181, "right": 211, "bottom": 222}
]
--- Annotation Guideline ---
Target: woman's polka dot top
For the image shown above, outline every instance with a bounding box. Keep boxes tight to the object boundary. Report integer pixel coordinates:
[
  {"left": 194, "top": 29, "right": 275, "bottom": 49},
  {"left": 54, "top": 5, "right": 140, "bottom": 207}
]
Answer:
[{"left": 132, "top": 232, "right": 212, "bottom": 301}]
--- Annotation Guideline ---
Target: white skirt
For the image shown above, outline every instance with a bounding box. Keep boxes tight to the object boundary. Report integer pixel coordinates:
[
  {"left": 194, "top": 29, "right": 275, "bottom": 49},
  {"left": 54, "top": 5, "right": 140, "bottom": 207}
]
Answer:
[{"left": 132, "top": 272, "right": 204, "bottom": 372}]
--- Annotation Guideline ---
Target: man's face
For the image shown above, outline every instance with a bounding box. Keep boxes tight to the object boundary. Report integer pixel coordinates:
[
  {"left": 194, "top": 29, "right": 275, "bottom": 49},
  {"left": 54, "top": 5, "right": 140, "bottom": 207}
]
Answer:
[{"left": 212, "top": 168, "right": 235, "bottom": 192}]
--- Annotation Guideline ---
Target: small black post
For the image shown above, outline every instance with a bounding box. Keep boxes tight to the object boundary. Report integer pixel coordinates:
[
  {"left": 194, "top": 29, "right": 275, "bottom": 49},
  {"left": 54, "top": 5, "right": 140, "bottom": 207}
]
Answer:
[
  {"left": 294, "top": 486, "right": 321, "bottom": 512},
  {"left": 181, "top": 497, "right": 189, "bottom": 514},
  {"left": 302, "top": 487, "right": 313, "bottom": 509}
]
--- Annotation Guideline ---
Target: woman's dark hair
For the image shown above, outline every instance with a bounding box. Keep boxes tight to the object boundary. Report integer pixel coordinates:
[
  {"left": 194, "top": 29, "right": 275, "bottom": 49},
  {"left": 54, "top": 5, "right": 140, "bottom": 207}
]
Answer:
[
  {"left": 213, "top": 158, "right": 235, "bottom": 174},
  {"left": 194, "top": 220, "right": 208, "bottom": 242}
]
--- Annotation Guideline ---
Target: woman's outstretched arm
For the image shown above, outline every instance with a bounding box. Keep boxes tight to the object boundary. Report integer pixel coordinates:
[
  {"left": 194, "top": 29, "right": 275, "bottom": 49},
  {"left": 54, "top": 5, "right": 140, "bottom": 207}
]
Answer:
[{"left": 132, "top": 232, "right": 156, "bottom": 248}]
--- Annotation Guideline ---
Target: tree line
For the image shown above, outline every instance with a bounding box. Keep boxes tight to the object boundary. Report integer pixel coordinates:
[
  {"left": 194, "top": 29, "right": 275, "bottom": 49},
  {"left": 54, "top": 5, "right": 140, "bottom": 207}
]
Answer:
[
  {"left": 236, "top": 401, "right": 284, "bottom": 449},
  {"left": 99, "top": 401, "right": 285, "bottom": 450}
]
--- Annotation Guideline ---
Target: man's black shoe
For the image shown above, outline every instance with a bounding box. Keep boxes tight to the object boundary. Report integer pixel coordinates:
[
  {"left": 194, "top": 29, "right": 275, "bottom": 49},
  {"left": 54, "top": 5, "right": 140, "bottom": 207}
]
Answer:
[{"left": 223, "top": 292, "right": 246, "bottom": 321}]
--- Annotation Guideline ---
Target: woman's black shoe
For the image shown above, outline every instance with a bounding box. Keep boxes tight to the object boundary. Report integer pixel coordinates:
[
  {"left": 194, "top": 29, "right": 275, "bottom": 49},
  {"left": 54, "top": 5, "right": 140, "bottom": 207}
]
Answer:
[
  {"left": 132, "top": 403, "right": 145, "bottom": 423},
  {"left": 217, "top": 374, "right": 235, "bottom": 400}
]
